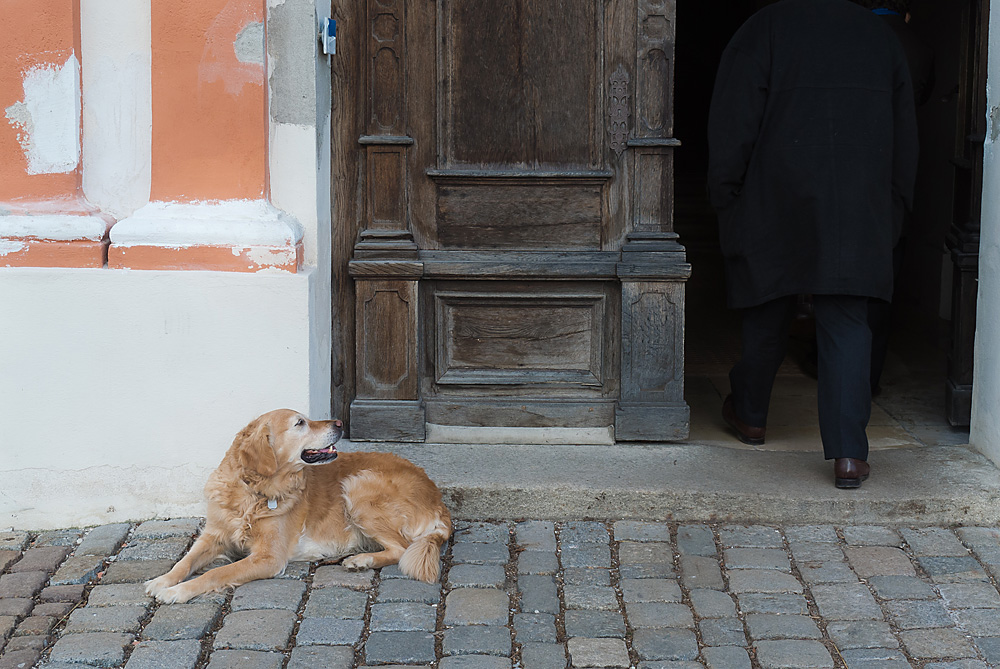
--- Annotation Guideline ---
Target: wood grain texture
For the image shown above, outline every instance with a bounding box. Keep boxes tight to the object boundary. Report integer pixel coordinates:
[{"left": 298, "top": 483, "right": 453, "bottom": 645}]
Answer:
[
  {"left": 426, "top": 399, "right": 616, "bottom": 428},
  {"left": 433, "top": 289, "right": 606, "bottom": 388},
  {"left": 333, "top": 0, "right": 689, "bottom": 441},
  {"left": 435, "top": 183, "right": 603, "bottom": 249},
  {"left": 355, "top": 279, "right": 419, "bottom": 399}
]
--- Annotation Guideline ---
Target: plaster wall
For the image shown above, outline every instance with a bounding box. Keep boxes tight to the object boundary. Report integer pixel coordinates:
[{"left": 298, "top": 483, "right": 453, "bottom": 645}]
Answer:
[
  {"left": 0, "top": 267, "right": 319, "bottom": 529},
  {"left": 80, "top": 0, "right": 152, "bottom": 219},
  {"left": 0, "top": 0, "right": 80, "bottom": 199},
  {"left": 971, "top": 2, "right": 1000, "bottom": 466}
]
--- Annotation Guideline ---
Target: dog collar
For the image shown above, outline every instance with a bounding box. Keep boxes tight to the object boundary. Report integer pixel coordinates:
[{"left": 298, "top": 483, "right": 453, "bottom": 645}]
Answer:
[{"left": 267, "top": 499, "right": 277, "bottom": 510}]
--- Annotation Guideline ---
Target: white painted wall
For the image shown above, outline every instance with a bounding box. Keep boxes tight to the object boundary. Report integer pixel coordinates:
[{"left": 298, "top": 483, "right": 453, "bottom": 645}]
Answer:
[
  {"left": 80, "top": 0, "right": 152, "bottom": 219},
  {"left": 266, "top": 0, "right": 333, "bottom": 421},
  {"left": 0, "top": 267, "right": 319, "bottom": 529},
  {"left": 971, "top": 1, "right": 1000, "bottom": 466}
]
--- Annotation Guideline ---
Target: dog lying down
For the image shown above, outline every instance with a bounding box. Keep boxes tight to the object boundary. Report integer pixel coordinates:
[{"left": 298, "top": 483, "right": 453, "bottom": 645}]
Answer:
[{"left": 146, "top": 409, "right": 452, "bottom": 604}]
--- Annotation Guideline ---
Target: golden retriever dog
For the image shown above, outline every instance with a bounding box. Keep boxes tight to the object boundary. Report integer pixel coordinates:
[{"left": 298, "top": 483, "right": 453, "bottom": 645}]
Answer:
[{"left": 146, "top": 409, "right": 451, "bottom": 604}]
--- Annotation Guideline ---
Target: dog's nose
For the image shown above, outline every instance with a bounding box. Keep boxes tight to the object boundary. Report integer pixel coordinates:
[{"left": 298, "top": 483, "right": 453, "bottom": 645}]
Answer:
[{"left": 333, "top": 419, "right": 343, "bottom": 428}]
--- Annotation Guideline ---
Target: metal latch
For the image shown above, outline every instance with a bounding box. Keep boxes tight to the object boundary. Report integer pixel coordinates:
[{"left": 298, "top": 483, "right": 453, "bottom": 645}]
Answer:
[{"left": 321, "top": 17, "right": 336, "bottom": 56}]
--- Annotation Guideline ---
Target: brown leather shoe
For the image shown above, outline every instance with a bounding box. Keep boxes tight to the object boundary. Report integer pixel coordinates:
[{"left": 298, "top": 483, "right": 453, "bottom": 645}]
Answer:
[
  {"left": 834, "top": 458, "right": 870, "bottom": 489},
  {"left": 722, "top": 394, "right": 766, "bottom": 445}
]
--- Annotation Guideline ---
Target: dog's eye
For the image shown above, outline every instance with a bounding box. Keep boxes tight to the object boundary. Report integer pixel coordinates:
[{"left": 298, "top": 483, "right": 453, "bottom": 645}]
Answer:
[{"left": 295, "top": 418, "right": 305, "bottom": 427}]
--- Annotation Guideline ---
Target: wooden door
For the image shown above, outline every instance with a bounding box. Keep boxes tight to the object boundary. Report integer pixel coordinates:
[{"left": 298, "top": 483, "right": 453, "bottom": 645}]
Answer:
[{"left": 332, "top": 0, "right": 690, "bottom": 442}]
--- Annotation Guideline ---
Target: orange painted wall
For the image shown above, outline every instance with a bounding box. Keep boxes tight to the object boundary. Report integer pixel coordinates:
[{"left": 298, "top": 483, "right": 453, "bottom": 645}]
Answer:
[
  {"left": 0, "top": 0, "right": 80, "bottom": 201},
  {"left": 150, "top": 0, "right": 266, "bottom": 202}
]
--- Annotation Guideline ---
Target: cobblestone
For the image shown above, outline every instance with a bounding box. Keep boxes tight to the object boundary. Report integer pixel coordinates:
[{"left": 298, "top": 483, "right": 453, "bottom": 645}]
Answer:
[
  {"left": 142, "top": 602, "right": 222, "bottom": 640},
  {"left": 698, "top": 616, "right": 747, "bottom": 646},
  {"left": 0, "top": 571, "right": 48, "bottom": 599},
  {"left": 117, "top": 537, "right": 191, "bottom": 562},
  {"left": 842, "top": 525, "right": 901, "bottom": 546},
  {"left": 286, "top": 645, "right": 354, "bottom": 669},
  {"left": 868, "top": 574, "right": 938, "bottom": 600},
  {"left": 9, "top": 546, "right": 70, "bottom": 573},
  {"left": 295, "top": 617, "right": 365, "bottom": 645},
  {"left": 452, "top": 542, "right": 509, "bottom": 565},
  {"left": 442, "top": 625, "right": 512, "bottom": 656},
  {"left": 231, "top": 578, "right": 306, "bottom": 611},
  {"left": 213, "top": 609, "right": 296, "bottom": 650},
  {"left": 455, "top": 522, "right": 511, "bottom": 544},
  {"left": 364, "top": 631, "right": 436, "bottom": 664},
  {"left": 754, "top": 639, "right": 833, "bottom": 668},
  {"left": 567, "top": 637, "right": 630, "bottom": 667},
  {"left": 76, "top": 524, "right": 132, "bottom": 556},
  {"left": 703, "top": 645, "right": 752, "bottom": 669},
  {"left": 445, "top": 588, "right": 509, "bottom": 626},
  {"left": 48, "top": 632, "right": 134, "bottom": 667},
  {"left": 514, "top": 521, "right": 556, "bottom": 551},
  {"left": 519, "top": 642, "right": 566, "bottom": 669},
  {"left": 886, "top": 598, "right": 955, "bottom": 629},
  {"left": 124, "top": 639, "right": 202, "bottom": 669},
  {"left": 131, "top": 518, "right": 202, "bottom": 540},
  {"left": 13, "top": 614, "right": 57, "bottom": 636},
  {"left": 631, "top": 627, "right": 699, "bottom": 661},
  {"left": 0, "top": 598, "right": 33, "bottom": 617},
  {"left": 0, "top": 552, "right": 19, "bottom": 572},
  {"left": 50, "top": 555, "right": 105, "bottom": 586},
  {"left": 676, "top": 524, "right": 717, "bottom": 556},
  {"left": 205, "top": 650, "right": 284, "bottom": 669},
  {"left": 9, "top": 520, "right": 1000, "bottom": 668},
  {"left": 513, "top": 612, "right": 557, "bottom": 642},
  {"left": 64, "top": 604, "right": 147, "bottom": 633},
  {"left": 810, "top": 583, "right": 883, "bottom": 620},
  {"left": 0, "top": 532, "right": 30, "bottom": 552},
  {"left": 304, "top": 585, "right": 369, "bottom": 617},
  {"left": 825, "top": 620, "right": 899, "bottom": 649},
  {"left": 621, "top": 577, "right": 682, "bottom": 603},
  {"left": 563, "top": 609, "right": 624, "bottom": 637},
  {"left": 627, "top": 602, "right": 695, "bottom": 628},
  {"left": 449, "top": 564, "right": 506, "bottom": 588},
  {"left": 102, "top": 559, "right": 176, "bottom": 584},
  {"left": 689, "top": 588, "right": 737, "bottom": 618}
]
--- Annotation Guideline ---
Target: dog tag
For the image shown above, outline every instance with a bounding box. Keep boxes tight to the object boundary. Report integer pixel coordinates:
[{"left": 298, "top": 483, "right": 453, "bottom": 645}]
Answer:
[{"left": 267, "top": 499, "right": 277, "bottom": 510}]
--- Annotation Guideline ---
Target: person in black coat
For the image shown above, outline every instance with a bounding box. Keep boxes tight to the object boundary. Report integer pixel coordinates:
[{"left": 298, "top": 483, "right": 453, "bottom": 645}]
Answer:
[{"left": 707, "top": 0, "right": 919, "bottom": 487}]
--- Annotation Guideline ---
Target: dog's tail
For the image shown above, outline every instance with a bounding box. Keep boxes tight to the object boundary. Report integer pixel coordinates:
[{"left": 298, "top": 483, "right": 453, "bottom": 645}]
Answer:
[{"left": 399, "top": 510, "right": 452, "bottom": 583}]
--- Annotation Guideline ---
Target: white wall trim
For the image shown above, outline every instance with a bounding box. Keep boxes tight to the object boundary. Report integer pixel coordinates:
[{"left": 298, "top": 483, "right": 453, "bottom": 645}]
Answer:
[
  {"left": 110, "top": 200, "right": 302, "bottom": 247},
  {"left": 80, "top": 0, "right": 152, "bottom": 219}
]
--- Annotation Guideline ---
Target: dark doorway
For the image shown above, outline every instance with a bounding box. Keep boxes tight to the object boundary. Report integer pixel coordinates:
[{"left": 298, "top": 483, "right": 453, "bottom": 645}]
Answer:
[{"left": 673, "top": 0, "right": 975, "bottom": 445}]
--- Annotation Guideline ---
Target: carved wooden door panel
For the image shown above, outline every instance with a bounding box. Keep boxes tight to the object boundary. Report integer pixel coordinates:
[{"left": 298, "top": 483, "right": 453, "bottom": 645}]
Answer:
[{"left": 332, "top": 0, "right": 690, "bottom": 442}]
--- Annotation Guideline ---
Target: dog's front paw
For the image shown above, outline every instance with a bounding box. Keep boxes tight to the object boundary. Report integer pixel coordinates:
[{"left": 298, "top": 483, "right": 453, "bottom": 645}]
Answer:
[
  {"left": 342, "top": 554, "right": 374, "bottom": 571},
  {"left": 145, "top": 574, "right": 177, "bottom": 598},
  {"left": 151, "top": 583, "right": 197, "bottom": 604}
]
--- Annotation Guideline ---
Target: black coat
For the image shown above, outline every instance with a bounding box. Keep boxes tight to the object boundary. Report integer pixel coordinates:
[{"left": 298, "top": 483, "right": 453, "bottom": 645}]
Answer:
[{"left": 707, "top": 0, "right": 919, "bottom": 309}]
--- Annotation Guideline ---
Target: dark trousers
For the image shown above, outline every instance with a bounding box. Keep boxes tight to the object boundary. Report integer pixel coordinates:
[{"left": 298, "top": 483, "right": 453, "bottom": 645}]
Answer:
[{"left": 729, "top": 294, "right": 872, "bottom": 460}]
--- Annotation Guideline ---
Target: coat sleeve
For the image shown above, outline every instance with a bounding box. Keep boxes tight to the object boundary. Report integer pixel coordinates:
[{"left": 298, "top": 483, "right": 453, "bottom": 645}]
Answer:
[{"left": 706, "top": 22, "right": 770, "bottom": 212}]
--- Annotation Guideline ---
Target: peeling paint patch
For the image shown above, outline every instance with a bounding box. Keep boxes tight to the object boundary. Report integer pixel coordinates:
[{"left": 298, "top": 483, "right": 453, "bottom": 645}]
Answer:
[
  {"left": 991, "top": 106, "right": 999, "bottom": 144},
  {"left": 4, "top": 56, "right": 81, "bottom": 175},
  {"left": 200, "top": 4, "right": 265, "bottom": 95},
  {"left": 0, "top": 240, "right": 27, "bottom": 256},
  {"left": 235, "top": 22, "right": 265, "bottom": 65}
]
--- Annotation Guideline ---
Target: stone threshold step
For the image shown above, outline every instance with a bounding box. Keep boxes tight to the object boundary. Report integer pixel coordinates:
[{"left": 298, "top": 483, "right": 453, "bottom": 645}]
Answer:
[{"left": 340, "top": 441, "right": 1000, "bottom": 526}]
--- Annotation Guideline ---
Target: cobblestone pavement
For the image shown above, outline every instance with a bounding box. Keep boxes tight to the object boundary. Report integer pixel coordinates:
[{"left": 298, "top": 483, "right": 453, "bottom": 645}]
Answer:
[{"left": 2, "top": 520, "right": 1000, "bottom": 669}]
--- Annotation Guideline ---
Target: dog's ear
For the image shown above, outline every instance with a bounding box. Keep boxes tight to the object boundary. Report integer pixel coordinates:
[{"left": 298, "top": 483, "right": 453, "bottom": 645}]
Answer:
[{"left": 233, "top": 417, "right": 278, "bottom": 477}]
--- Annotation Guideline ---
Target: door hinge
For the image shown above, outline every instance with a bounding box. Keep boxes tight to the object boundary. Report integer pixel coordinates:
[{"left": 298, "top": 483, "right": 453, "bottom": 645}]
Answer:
[{"left": 320, "top": 17, "right": 336, "bottom": 56}]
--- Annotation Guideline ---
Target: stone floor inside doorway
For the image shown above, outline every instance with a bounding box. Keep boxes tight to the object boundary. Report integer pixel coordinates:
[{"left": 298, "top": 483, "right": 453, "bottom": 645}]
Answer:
[{"left": 681, "top": 234, "right": 971, "bottom": 455}]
